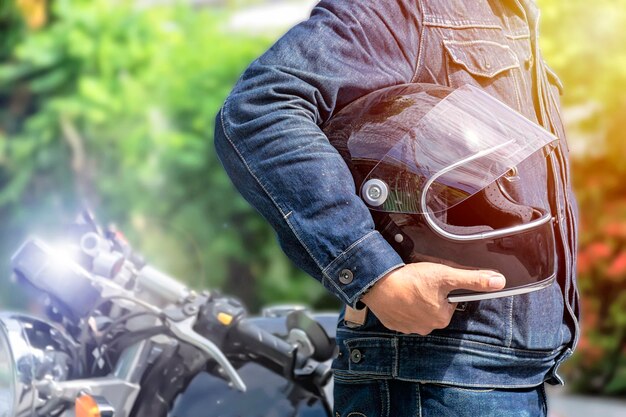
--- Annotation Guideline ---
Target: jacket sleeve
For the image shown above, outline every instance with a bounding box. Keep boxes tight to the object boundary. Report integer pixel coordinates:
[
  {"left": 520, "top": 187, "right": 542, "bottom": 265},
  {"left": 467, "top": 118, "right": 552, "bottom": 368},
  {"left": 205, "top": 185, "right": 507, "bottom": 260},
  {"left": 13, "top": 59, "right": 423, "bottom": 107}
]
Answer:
[{"left": 214, "top": 0, "right": 421, "bottom": 307}]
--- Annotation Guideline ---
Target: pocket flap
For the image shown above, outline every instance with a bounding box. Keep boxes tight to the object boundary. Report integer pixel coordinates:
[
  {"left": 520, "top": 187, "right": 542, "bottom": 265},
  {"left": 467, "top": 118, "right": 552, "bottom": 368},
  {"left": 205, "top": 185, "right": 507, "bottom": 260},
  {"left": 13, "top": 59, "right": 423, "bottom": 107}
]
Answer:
[
  {"left": 443, "top": 39, "right": 520, "bottom": 78},
  {"left": 342, "top": 336, "right": 395, "bottom": 376}
]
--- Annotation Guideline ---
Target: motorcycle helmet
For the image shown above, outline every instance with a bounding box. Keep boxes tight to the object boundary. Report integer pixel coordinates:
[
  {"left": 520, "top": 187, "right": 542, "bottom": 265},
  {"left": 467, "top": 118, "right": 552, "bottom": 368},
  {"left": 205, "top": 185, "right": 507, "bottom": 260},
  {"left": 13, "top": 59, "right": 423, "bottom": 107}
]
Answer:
[{"left": 323, "top": 83, "right": 559, "bottom": 302}]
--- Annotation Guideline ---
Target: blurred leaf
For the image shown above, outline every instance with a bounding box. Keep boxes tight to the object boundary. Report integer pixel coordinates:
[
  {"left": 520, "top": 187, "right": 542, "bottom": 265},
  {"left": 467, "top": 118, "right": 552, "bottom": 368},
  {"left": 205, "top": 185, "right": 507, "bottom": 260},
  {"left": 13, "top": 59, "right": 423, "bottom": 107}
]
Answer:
[{"left": 0, "top": 0, "right": 337, "bottom": 317}]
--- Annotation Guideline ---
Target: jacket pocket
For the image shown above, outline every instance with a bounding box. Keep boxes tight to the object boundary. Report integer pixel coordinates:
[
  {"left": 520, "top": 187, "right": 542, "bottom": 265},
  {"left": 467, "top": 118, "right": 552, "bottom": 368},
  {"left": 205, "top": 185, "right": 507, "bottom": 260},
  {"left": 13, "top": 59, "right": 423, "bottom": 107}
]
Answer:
[{"left": 443, "top": 38, "right": 523, "bottom": 111}]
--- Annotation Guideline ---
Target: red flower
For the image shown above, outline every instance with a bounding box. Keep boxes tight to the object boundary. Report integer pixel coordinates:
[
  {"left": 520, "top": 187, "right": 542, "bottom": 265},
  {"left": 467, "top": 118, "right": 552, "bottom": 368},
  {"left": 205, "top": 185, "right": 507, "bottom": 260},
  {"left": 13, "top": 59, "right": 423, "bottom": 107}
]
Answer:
[
  {"left": 606, "top": 251, "right": 626, "bottom": 281},
  {"left": 603, "top": 221, "right": 626, "bottom": 238},
  {"left": 581, "top": 299, "right": 599, "bottom": 329},
  {"left": 577, "top": 251, "right": 591, "bottom": 275},
  {"left": 585, "top": 242, "right": 612, "bottom": 263},
  {"left": 576, "top": 333, "right": 604, "bottom": 366}
]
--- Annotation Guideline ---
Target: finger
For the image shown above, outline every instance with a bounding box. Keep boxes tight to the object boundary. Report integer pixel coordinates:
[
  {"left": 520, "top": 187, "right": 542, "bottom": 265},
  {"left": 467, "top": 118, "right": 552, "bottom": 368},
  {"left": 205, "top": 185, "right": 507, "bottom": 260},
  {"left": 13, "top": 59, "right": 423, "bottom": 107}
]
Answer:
[
  {"left": 447, "top": 302, "right": 458, "bottom": 313},
  {"left": 442, "top": 269, "right": 506, "bottom": 292}
]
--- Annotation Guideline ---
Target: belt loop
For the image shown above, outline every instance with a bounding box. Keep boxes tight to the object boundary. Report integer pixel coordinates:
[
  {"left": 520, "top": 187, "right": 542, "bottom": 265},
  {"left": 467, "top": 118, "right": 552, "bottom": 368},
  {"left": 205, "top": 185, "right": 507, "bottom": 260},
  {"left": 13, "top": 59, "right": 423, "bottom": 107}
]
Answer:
[{"left": 344, "top": 304, "right": 368, "bottom": 328}]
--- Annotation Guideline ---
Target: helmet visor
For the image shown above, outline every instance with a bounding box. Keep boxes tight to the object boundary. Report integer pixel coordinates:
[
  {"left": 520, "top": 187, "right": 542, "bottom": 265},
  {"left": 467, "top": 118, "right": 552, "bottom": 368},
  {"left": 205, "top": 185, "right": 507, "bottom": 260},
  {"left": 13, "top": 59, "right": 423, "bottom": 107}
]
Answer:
[{"left": 361, "top": 85, "right": 558, "bottom": 214}]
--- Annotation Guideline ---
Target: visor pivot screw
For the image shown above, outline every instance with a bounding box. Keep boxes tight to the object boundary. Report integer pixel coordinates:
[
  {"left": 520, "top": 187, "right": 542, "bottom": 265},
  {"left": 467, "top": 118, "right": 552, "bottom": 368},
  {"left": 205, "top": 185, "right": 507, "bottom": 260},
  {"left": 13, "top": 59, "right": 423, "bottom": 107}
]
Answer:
[
  {"left": 361, "top": 179, "right": 389, "bottom": 207},
  {"left": 368, "top": 186, "right": 382, "bottom": 199},
  {"left": 394, "top": 234, "right": 404, "bottom": 243}
]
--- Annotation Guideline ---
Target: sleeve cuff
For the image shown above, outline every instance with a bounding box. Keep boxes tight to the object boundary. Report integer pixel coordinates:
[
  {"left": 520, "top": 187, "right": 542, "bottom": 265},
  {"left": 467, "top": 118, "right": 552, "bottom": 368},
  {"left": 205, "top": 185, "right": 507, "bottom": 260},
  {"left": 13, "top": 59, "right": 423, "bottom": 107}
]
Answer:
[{"left": 321, "top": 230, "right": 405, "bottom": 308}]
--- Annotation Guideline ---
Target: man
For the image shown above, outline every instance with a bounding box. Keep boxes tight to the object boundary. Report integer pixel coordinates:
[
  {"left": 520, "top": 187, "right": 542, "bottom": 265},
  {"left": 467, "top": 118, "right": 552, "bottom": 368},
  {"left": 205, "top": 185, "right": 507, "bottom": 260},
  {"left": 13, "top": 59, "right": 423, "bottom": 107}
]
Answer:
[{"left": 214, "top": 1, "right": 579, "bottom": 416}]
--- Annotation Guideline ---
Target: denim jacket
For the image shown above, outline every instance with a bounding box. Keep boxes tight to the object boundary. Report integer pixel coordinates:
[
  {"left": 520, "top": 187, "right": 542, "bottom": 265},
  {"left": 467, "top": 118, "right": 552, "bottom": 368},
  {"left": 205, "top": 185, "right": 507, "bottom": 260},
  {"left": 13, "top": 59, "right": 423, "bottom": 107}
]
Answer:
[{"left": 214, "top": 0, "right": 580, "bottom": 388}]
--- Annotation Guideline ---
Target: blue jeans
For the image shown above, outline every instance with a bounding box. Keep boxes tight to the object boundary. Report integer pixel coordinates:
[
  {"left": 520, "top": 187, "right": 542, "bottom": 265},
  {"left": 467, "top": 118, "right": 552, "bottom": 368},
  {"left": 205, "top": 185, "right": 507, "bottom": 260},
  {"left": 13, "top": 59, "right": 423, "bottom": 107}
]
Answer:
[{"left": 333, "top": 376, "right": 547, "bottom": 417}]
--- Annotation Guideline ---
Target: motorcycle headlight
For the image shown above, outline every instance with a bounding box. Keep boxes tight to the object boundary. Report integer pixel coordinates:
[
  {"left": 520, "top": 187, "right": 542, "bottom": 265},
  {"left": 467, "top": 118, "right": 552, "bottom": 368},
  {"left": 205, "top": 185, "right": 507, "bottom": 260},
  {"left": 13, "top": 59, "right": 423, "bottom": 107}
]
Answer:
[
  {"left": 0, "top": 314, "right": 77, "bottom": 417},
  {"left": 0, "top": 322, "right": 16, "bottom": 417}
]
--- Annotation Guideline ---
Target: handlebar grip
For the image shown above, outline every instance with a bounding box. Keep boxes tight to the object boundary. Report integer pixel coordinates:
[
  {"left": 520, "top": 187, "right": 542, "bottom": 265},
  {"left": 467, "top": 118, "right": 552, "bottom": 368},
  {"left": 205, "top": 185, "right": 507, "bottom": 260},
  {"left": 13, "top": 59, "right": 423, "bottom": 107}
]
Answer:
[
  {"left": 225, "top": 317, "right": 333, "bottom": 396},
  {"left": 229, "top": 319, "right": 299, "bottom": 377}
]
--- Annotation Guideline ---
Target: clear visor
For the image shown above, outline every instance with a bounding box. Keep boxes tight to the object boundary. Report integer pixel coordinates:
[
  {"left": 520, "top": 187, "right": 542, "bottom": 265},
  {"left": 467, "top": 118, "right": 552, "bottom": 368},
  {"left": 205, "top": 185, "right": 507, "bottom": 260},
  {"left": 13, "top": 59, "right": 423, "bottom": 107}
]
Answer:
[{"left": 362, "top": 85, "right": 558, "bottom": 214}]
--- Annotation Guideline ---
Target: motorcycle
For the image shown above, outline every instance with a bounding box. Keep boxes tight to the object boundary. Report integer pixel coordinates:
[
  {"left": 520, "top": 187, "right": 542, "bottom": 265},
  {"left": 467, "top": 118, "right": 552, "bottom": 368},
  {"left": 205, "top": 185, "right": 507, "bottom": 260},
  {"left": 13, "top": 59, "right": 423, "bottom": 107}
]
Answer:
[{"left": 0, "top": 211, "right": 337, "bottom": 417}]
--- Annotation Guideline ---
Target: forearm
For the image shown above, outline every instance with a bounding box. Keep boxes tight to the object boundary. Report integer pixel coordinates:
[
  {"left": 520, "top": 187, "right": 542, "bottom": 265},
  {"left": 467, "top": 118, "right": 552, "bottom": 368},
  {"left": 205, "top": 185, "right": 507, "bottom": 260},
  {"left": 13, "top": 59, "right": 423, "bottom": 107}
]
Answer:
[
  {"left": 214, "top": 105, "right": 405, "bottom": 306},
  {"left": 214, "top": 0, "right": 420, "bottom": 306}
]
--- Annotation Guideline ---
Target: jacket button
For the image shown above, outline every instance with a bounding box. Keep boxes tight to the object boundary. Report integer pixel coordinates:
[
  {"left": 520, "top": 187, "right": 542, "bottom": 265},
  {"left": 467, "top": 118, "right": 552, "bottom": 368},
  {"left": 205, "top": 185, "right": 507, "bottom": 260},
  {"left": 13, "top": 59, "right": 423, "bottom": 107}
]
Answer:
[
  {"left": 350, "top": 349, "right": 362, "bottom": 363},
  {"left": 339, "top": 269, "right": 354, "bottom": 284}
]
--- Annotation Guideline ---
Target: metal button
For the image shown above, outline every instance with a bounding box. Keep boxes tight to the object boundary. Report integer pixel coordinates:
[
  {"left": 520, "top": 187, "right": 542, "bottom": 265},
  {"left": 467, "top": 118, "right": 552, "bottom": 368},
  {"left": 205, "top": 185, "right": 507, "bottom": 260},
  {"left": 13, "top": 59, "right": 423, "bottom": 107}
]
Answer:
[
  {"left": 339, "top": 269, "right": 354, "bottom": 284},
  {"left": 525, "top": 55, "right": 534, "bottom": 70},
  {"left": 350, "top": 349, "right": 362, "bottom": 363}
]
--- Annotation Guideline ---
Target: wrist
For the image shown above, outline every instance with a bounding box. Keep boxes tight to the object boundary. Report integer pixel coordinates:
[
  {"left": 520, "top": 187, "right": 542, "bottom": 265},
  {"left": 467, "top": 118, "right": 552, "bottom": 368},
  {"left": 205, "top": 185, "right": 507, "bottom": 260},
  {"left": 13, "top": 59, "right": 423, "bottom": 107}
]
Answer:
[
  {"left": 360, "top": 267, "right": 399, "bottom": 306},
  {"left": 356, "top": 282, "right": 375, "bottom": 308}
]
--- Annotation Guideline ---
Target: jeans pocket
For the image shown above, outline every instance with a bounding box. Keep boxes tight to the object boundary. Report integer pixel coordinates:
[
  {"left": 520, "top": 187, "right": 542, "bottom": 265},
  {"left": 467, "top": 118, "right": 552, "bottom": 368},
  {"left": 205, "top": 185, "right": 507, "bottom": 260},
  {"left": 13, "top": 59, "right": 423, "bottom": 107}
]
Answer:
[{"left": 333, "top": 373, "right": 389, "bottom": 417}]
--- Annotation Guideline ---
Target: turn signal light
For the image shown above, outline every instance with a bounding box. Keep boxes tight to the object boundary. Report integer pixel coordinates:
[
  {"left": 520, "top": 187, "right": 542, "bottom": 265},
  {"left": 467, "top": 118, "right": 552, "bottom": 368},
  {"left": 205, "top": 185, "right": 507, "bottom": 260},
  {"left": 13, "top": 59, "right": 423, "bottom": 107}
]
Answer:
[{"left": 75, "top": 394, "right": 115, "bottom": 417}]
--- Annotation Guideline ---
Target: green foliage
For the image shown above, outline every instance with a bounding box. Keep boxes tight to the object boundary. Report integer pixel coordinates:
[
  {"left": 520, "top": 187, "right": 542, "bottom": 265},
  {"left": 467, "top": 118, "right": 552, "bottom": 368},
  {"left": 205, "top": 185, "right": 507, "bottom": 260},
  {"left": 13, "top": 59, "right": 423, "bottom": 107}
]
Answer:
[
  {"left": 0, "top": 4, "right": 23, "bottom": 62},
  {"left": 0, "top": 0, "right": 336, "bottom": 312}
]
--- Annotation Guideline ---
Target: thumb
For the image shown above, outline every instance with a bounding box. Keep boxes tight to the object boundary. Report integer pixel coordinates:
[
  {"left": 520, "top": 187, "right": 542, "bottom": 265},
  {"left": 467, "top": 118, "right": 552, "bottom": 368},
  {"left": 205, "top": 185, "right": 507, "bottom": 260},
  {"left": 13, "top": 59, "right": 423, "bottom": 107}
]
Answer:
[{"left": 442, "top": 268, "right": 506, "bottom": 292}]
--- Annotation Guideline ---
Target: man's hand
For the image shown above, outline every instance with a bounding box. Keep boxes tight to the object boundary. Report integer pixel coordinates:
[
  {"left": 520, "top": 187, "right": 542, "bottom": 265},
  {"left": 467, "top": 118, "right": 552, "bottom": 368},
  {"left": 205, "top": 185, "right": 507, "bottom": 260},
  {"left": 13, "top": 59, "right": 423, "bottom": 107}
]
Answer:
[{"left": 360, "top": 263, "right": 506, "bottom": 335}]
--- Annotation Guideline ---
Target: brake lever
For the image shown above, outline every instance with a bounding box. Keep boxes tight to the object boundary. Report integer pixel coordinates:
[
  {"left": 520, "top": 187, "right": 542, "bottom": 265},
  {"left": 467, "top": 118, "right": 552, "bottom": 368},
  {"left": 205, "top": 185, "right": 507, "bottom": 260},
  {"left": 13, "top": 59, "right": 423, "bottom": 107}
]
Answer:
[
  {"left": 95, "top": 278, "right": 247, "bottom": 392},
  {"left": 93, "top": 263, "right": 247, "bottom": 392},
  {"left": 165, "top": 316, "right": 247, "bottom": 392}
]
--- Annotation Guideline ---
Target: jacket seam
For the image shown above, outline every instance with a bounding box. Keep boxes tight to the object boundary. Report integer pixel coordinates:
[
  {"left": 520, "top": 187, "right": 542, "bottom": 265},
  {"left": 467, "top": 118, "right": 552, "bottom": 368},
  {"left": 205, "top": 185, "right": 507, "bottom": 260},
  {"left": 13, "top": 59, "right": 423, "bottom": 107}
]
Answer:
[
  {"left": 322, "top": 230, "right": 377, "bottom": 274},
  {"left": 323, "top": 270, "right": 351, "bottom": 301},
  {"left": 422, "top": 15, "right": 503, "bottom": 29},
  {"left": 423, "top": 21, "right": 503, "bottom": 30},
  {"left": 219, "top": 102, "right": 327, "bottom": 271},
  {"left": 505, "top": 31, "right": 531, "bottom": 40},
  {"left": 411, "top": 0, "right": 426, "bottom": 83},
  {"left": 443, "top": 39, "right": 513, "bottom": 46}
]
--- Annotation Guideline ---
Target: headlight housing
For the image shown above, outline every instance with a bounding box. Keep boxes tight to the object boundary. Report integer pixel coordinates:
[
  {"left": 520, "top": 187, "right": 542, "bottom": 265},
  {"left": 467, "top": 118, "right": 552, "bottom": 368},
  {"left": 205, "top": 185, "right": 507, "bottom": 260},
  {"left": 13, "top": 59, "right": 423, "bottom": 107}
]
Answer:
[
  {"left": 0, "top": 320, "right": 16, "bottom": 417},
  {"left": 0, "top": 314, "right": 77, "bottom": 417}
]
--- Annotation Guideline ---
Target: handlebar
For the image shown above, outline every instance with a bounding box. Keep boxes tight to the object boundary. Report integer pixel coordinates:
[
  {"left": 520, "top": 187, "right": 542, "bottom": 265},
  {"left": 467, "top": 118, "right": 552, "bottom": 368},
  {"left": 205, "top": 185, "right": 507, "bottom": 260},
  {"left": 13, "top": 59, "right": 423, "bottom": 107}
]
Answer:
[
  {"left": 229, "top": 319, "right": 298, "bottom": 375},
  {"left": 226, "top": 318, "right": 332, "bottom": 393}
]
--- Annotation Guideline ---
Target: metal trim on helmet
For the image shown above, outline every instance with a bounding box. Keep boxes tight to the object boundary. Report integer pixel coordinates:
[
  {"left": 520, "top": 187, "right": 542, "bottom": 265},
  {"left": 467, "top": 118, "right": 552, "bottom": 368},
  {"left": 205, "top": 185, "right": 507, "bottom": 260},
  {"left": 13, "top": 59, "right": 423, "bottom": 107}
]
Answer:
[
  {"left": 420, "top": 141, "right": 555, "bottom": 242},
  {"left": 448, "top": 271, "right": 557, "bottom": 303}
]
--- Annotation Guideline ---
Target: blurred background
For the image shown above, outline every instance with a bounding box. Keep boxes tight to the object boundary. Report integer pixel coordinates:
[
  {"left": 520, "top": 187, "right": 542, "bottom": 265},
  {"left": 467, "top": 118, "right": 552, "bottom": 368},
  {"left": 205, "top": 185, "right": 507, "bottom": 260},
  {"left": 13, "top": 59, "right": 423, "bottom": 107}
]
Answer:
[{"left": 0, "top": 0, "right": 624, "bottom": 414}]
